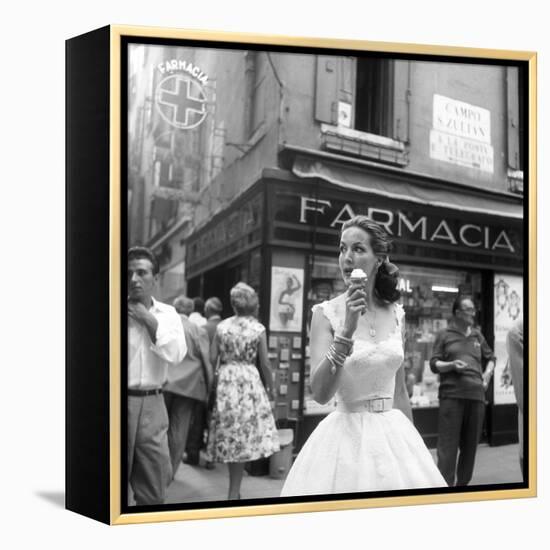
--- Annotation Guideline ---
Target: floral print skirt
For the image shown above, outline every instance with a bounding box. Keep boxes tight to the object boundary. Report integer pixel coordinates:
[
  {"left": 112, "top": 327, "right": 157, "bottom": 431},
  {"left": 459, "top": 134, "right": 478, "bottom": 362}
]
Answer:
[{"left": 206, "top": 362, "right": 280, "bottom": 463}]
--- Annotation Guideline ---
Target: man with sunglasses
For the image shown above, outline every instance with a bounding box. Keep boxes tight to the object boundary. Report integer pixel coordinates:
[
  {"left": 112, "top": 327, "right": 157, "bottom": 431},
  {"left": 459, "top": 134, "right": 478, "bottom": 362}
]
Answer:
[{"left": 430, "top": 295, "right": 496, "bottom": 486}]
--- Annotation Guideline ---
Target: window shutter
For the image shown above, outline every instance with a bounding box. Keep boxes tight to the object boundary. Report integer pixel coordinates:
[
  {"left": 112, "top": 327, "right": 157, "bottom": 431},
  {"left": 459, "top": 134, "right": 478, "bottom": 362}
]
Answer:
[
  {"left": 393, "top": 60, "right": 410, "bottom": 142},
  {"left": 507, "top": 67, "right": 521, "bottom": 170},
  {"left": 315, "top": 56, "right": 339, "bottom": 124},
  {"left": 338, "top": 57, "right": 355, "bottom": 127},
  {"left": 339, "top": 57, "right": 354, "bottom": 103}
]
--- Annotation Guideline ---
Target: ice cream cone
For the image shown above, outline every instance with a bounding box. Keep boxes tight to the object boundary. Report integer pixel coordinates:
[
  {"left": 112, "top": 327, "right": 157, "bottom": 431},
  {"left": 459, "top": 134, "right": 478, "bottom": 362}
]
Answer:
[{"left": 350, "top": 268, "right": 368, "bottom": 316}]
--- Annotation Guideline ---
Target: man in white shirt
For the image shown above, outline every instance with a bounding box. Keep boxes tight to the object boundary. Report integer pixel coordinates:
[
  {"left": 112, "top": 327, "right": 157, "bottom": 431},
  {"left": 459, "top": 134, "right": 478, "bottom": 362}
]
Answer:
[{"left": 127, "top": 247, "right": 187, "bottom": 506}]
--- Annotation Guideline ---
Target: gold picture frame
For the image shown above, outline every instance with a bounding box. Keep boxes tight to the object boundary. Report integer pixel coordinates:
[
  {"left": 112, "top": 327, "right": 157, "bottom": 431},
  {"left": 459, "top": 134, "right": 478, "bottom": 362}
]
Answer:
[{"left": 66, "top": 24, "right": 536, "bottom": 525}]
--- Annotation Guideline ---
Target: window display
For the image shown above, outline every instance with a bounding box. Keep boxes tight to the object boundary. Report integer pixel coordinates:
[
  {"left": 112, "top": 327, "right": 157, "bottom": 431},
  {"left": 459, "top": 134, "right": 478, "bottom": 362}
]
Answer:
[{"left": 399, "top": 265, "right": 481, "bottom": 408}]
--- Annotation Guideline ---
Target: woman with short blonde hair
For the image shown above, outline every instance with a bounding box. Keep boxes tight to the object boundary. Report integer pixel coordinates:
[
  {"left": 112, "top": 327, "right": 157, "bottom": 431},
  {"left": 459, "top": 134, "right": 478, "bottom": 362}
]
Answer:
[{"left": 207, "top": 282, "right": 279, "bottom": 500}]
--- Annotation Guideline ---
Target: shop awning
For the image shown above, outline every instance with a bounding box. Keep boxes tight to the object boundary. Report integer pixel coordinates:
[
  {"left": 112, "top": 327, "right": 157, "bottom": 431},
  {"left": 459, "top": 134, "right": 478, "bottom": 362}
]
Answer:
[{"left": 291, "top": 156, "right": 524, "bottom": 220}]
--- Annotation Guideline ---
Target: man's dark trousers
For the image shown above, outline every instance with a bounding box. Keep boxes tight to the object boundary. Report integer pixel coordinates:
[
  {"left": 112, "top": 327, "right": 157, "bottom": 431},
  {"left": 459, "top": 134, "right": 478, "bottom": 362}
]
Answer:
[{"left": 437, "top": 398, "right": 485, "bottom": 486}]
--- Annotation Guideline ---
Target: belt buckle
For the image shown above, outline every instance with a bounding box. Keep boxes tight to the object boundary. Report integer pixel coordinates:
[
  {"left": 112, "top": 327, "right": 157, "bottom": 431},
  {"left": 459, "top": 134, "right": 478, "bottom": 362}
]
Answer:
[{"left": 371, "top": 398, "right": 384, "bottom": 413}]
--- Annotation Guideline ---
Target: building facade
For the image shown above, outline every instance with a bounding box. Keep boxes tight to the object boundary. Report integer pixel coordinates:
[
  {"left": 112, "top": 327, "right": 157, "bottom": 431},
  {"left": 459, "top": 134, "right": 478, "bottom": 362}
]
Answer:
[{"left": 128, "top": 43, "right": 525, "bottom": 451}]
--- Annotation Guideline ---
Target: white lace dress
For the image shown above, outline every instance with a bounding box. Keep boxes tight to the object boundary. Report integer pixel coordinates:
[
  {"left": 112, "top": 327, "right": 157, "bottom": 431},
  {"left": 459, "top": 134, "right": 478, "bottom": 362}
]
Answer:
[{"left": 281, "top": 293, "right": 446, "bottom": 496}]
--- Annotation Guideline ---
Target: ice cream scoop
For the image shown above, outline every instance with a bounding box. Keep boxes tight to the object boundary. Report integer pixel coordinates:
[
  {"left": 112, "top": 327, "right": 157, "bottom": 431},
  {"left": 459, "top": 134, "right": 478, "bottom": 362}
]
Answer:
[{"left": 350, "top": 268, "right": 367, "bottom": 284}]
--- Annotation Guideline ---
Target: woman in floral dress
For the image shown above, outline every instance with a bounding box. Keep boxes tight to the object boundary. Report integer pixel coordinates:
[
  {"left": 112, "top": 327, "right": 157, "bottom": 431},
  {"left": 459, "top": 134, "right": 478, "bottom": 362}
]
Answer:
[{"left": 207, "top": 282, "right": 280, "bottom": 500}]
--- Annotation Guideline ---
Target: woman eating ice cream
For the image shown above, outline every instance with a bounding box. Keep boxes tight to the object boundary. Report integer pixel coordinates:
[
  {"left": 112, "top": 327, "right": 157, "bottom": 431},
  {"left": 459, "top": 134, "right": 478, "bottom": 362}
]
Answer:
[{"left": 281, "top": 215, "right": 445, "bottom": 496}]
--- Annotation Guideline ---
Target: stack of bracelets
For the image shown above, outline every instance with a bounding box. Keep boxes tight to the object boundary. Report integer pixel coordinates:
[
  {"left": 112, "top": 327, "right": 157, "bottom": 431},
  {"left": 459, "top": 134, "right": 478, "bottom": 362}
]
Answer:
[{"left": 326, "top": 334, "right": 354, "bottom": 374}]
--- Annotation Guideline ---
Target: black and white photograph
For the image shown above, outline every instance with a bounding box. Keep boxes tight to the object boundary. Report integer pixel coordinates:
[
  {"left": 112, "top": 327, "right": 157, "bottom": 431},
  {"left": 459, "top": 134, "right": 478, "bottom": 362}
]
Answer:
[
  {"left": 123, "top": 34, "right": 531, "bottom": 515},
  {"left": 9, "top": 0, "right": 550, "bottom": 544}
]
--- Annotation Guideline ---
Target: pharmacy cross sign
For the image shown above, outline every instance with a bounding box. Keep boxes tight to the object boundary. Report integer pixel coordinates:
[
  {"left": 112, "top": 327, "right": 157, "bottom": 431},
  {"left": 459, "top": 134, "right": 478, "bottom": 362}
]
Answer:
[{"left": 155, "top": 74, "right": 207, "bottom": 130}]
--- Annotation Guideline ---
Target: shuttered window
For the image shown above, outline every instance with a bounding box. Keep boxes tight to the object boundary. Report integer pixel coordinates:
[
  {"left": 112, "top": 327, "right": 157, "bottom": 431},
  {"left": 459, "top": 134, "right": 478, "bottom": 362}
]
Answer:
[
  {"left": 355, "top": 57, "right": 394, "bottom": 137},
  {"left": 315, "top": 56, "right": 339, "bottom": 124},
  {"left": 506, "top": 66, "right": 525, "bottom": 193},
  {"left": 316, "top": 55, "right": 409, "bottom": 165},
  {"left": 245, "top": 51, "right": 266, "bottom": 139},
  {"left": 507, "top": 67, "right": 522, "bottom": 171}
]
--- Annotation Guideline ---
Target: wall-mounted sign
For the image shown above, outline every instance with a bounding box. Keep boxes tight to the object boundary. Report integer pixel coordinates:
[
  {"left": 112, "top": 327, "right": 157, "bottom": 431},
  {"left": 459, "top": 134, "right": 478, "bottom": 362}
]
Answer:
[
  {"left": 433, "top": 94, "right": 491, "bottom": 143},
  {"left": 430, "top": 94, "right": 494, "bottom": 173},
  {"left": 155, "top": 60, "right": 210, "bottom": 130},
  {"left": 493, "top": 274, "right": 523, "bottom": 405},
  {"left": 397, "top": 278, "right": 412, "bottom": 293},
  {"left": 337, "top": 101, "right": 352, "bottom": 128},
  {"left": 296, "top": 196, "right": 518, "bottom": 254},
  {"left": 187, "top": 193, "right": 263, "bottom": 272},
  {"left": 157, "top": 59, "right": 209, "bottom": 85}
]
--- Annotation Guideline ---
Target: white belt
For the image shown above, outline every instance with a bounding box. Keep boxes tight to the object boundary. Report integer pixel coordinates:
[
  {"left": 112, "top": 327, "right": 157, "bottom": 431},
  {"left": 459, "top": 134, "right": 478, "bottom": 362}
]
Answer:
[{"left": 336, "top": 397, "right": 393, "bottom": 413}]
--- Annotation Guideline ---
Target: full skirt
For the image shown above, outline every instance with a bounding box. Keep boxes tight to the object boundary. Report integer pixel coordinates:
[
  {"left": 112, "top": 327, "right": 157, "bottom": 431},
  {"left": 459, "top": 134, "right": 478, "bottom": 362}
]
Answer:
[
  {"left": 207, "top": 362, "right": 280, "bottom": 463},
  {"left": 281, "top": 408, "right": 446, "bottom": 496}
]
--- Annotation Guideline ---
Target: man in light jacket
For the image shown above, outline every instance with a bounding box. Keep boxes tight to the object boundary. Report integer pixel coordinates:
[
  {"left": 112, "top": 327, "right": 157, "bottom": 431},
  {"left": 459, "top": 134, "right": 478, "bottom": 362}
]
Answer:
[{"left": 164, "top": 296, "right": 213, "bottom": 478}]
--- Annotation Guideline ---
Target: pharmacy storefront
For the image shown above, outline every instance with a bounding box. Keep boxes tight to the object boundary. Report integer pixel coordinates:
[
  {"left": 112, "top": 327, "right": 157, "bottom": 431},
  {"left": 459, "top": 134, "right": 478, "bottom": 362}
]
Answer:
[{"left": 185, "top": 165, "right": 524, "bottom": 452}]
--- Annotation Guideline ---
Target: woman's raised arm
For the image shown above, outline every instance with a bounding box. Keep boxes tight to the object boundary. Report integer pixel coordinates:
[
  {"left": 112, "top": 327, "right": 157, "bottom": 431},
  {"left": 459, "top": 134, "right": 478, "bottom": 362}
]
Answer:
[{"left": 309, "top": 308, "right": 344, "bottom": 404}]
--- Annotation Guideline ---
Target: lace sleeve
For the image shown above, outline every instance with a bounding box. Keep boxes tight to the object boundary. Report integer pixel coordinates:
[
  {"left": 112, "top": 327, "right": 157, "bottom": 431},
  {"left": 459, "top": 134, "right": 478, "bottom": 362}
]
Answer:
[{"left": 312, "top": 295, "right": 345, "bottom": 334}]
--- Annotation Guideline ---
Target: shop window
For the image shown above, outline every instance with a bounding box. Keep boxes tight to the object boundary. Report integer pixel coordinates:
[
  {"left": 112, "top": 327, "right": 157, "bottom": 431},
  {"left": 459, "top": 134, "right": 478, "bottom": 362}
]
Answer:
[
  {"left": 303, "top": 257, "right": 483, "bottom": 412},
  {"left": 399, "top": 265, "right": 482, "bottom": 409}
]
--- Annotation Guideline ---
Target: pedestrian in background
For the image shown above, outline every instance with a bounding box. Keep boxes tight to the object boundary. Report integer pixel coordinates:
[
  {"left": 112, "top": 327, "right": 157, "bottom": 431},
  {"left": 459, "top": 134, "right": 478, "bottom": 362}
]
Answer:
[
  {"left": 184, "top": 297, "right": 224, "bottom": 468},
  {"left": 204, "top": 297, "right": 223, "bottom": 343},
  {"left": 164, "top": 296, "right": 213, "bottom": 477},
  {"left": 189, "top": 296, "right": 224, "bottom": 470},
  {"left": 430, "top": 295, "right": 496, "bottom": 486},
  {"left": 127, "top": 247, "right": 187, "bottom": 505},
  {"left": 207, "top": 282, "right": 279, "bottom": 500},
  {"left": 506, "top": 319, "right": 524, "bottom": 479},
  {"left": 189, "top": 296, "right": 207, "bottom": 328}
]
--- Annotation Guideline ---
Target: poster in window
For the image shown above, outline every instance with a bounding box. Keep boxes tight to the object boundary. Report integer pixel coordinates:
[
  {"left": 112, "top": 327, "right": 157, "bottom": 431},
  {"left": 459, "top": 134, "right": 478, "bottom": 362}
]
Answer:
[
  {"left": 493, "top": 274, "right": 523, "bottom": 405},
  {"left": 269, "top": 267, "right": 304, "bottom": 332}
]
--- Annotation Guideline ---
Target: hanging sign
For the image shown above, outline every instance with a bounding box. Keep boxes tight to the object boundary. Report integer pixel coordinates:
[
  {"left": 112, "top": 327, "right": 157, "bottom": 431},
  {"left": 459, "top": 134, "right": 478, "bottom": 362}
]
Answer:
[{"left": 155, "top": 60, "right": 209, "bottom": 130}]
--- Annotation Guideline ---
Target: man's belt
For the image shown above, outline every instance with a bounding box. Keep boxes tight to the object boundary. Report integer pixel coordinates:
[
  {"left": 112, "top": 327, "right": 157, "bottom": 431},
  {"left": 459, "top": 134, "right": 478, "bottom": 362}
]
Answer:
[{"left": 128, "top": 387, "right": 163, "bottom": 397}]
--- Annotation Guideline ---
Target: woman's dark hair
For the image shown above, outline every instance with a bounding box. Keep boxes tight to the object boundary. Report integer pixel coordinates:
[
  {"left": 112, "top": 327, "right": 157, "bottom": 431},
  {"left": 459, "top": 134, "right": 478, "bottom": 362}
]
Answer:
[
  {"left": 374, "top": 261, "right": 401, "bottom": 304},
  {"left": 341, "top": 215, "right": 400, "bottom": 304}
]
